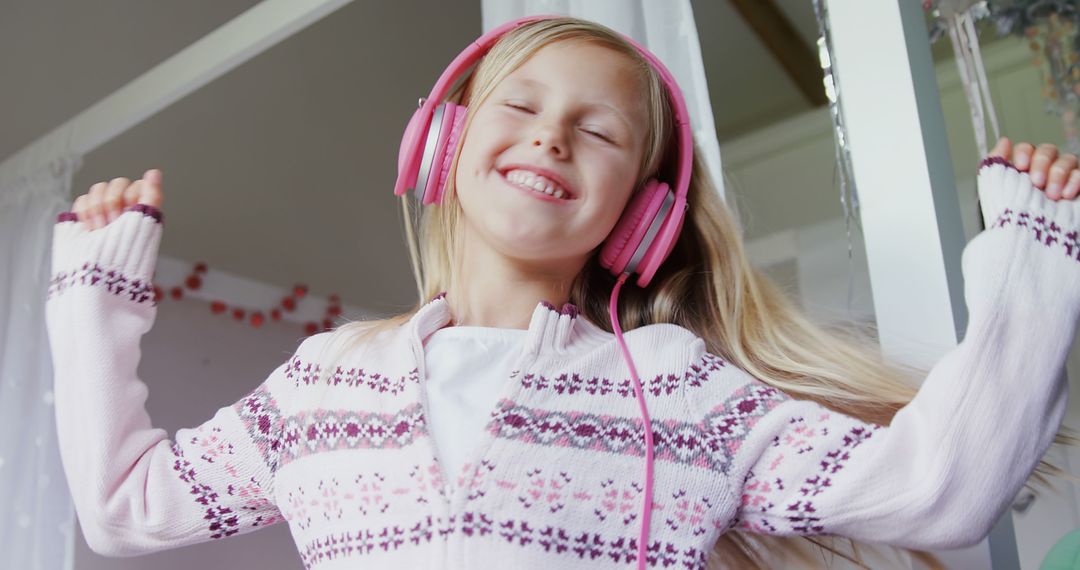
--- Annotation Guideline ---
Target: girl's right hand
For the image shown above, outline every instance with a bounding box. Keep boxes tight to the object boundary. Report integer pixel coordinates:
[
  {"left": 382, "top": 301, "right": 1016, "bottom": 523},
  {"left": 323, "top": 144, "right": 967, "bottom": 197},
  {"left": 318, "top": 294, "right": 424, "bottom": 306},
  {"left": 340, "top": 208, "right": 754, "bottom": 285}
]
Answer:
[{"left": 73, "top": 169, "right": 164, "bottom": 231}]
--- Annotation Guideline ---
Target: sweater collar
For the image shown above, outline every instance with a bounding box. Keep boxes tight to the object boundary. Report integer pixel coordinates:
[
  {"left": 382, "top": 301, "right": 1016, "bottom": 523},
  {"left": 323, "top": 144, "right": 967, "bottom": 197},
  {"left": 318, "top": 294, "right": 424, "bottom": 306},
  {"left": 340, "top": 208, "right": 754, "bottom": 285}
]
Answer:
[{"left": 408, "top": 291, "right": 611, "bottom": 355}]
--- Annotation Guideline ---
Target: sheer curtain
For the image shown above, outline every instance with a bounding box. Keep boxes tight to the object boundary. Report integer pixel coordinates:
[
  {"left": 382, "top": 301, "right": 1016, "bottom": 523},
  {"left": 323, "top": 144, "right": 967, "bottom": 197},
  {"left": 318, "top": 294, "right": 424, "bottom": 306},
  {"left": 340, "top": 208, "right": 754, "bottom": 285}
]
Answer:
[
  {"left": 0, "top": 135, "right": 81, "bottom": 570},
  {"left": 480, "top": 0, "right": 726, "bottom": 201}
]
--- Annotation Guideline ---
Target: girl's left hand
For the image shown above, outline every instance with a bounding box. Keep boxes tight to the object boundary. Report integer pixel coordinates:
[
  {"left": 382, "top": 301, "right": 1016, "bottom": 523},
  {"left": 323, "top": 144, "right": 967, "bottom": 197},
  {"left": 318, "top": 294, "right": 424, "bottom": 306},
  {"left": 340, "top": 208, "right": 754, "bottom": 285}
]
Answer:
[{"left": 987, "top": 136, "right": 1080, "bottom": 201}]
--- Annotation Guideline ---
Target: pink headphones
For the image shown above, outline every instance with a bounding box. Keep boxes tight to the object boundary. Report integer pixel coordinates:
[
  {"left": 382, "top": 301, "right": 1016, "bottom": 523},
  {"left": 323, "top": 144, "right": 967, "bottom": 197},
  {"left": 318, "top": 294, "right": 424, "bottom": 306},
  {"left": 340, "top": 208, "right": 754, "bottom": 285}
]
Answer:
[{"left": 393, "top": 14, "right": 693, "bottom": 289}]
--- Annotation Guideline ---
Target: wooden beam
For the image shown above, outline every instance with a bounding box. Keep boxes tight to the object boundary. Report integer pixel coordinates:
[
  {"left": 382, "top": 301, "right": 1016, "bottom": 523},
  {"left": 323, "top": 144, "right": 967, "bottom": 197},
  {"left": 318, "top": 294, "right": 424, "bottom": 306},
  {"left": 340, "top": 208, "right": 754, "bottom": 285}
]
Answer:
[{"left": 729, "top": 0, "right": 827, "bottom": 106}]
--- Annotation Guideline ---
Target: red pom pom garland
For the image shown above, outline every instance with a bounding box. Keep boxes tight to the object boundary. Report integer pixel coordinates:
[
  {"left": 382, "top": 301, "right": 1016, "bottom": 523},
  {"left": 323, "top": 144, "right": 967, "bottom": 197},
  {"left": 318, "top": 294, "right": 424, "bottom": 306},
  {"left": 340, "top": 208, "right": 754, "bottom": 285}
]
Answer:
[{"left": 151, "top": 260, "right": 341, "bottom": 335}]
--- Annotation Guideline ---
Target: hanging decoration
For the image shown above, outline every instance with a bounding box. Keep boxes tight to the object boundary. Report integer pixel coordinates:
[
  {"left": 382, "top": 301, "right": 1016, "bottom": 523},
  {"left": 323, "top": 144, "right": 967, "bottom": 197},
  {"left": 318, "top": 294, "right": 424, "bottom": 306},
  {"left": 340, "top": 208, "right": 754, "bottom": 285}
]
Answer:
[
  {"left": 810, "top": 0, "right": 863, "bottom": 316},
  {"left": 926, "top": 0, "right": 1080, "bottom": 155},
  {"left": 927, "top": 1, "right": 1002, "bottom": 159},
  {"left": 150, "top": 261, "right": 342, "bottom": 336}
]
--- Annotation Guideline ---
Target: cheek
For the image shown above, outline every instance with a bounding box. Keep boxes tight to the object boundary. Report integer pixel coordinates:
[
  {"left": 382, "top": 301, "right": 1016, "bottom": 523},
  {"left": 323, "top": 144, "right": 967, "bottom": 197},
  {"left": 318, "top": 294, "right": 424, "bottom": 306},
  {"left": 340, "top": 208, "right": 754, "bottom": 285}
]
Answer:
[{"left": 455, "top": 123, "right": 502, "bottom": 177}]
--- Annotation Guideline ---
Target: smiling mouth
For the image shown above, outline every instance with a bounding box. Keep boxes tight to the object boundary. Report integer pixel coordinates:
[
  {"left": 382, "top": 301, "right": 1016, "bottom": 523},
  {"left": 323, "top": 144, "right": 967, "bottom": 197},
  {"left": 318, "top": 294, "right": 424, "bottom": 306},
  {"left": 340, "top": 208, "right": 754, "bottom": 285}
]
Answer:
[
  {"left": 500, "top": 169, "right": 575, "bottom": 201},
  {"left": 501, "top": 171, "right": 578, "bottom": 205}
]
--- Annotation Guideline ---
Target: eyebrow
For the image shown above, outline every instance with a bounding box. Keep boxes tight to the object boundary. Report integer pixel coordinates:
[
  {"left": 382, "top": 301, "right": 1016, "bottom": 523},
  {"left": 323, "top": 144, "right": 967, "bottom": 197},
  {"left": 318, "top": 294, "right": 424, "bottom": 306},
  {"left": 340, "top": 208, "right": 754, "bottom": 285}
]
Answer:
[{"left": 504, "top": 77, "right": 636, "bottom": 132}]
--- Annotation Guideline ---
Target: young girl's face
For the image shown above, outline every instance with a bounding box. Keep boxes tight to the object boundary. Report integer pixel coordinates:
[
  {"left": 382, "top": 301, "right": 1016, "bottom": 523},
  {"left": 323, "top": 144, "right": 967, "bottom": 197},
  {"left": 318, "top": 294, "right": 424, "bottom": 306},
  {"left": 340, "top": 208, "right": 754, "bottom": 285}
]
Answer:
[{"left": 454, "top": 40, "right": 649, "bottom": 269}]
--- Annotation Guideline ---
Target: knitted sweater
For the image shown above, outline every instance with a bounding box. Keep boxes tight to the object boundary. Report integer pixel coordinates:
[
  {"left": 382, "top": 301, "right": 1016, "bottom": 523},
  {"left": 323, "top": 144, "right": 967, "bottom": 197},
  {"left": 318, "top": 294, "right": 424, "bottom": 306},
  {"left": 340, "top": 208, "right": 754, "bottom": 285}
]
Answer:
[{"left": 44, "top": 157, "right": 1077, "bottom": 569}]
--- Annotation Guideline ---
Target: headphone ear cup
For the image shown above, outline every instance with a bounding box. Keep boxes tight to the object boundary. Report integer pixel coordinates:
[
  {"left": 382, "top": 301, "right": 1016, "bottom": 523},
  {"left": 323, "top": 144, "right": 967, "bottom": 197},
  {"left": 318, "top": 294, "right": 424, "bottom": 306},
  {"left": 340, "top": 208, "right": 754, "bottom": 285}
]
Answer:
[
  {"left": 395, "top": 106, "right": 429, "bottom": 197},
  {"left": 600, "top": 178, "right": 684, "bottom": 288},
  {"left": 600, "top": 179, "right": 668, "bottom": 274},
  {"left": 431, "top": 103, "right": 468, "bottom": 205}
]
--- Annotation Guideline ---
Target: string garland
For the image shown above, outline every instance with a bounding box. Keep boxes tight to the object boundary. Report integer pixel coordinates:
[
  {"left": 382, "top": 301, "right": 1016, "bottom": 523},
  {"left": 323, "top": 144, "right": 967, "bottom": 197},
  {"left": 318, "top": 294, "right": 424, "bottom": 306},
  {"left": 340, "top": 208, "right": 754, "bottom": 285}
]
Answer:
[{"left": 150, "top": 261, "right": 342, "bottom": 336}]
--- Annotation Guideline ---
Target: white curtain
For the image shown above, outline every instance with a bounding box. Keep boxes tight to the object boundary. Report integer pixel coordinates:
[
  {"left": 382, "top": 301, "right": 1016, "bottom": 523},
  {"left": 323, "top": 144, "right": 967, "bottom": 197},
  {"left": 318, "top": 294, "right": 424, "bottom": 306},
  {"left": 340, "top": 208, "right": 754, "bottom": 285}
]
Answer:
[
  {"left": 0, "top": 135, "right": 81, "bottom": 570},
  {"left": 481, "top": 0, "right": 726, "bottom": 201}
]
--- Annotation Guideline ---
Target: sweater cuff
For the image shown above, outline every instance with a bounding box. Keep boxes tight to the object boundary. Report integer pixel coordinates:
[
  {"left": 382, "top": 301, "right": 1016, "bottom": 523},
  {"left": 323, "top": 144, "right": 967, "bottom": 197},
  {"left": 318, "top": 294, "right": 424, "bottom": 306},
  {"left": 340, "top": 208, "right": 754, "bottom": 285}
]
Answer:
[
  {"left": 976, "top": 157, "right": 1080, "bottom": 262},
  {"left": 48, "top": 204, "right": 164, "bottom": 305}
]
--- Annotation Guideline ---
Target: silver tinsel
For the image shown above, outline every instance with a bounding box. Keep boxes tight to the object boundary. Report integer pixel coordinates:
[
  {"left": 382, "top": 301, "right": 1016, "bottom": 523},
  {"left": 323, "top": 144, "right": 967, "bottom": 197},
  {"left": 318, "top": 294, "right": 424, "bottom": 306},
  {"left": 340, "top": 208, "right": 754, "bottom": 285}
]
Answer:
[{"left": 811, "top": 0, "right": 862, "bottom": 317}]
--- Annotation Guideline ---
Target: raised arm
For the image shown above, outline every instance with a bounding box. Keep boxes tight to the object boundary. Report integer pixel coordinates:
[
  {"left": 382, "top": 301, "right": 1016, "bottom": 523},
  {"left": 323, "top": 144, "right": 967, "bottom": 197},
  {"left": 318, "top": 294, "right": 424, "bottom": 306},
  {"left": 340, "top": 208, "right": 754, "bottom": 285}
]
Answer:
[
  {"left": 45, "top": 195, "right": 290, "bottom": 556},
  {"left": 684, "top": 157, "right": 1077, "bottom": 550}
]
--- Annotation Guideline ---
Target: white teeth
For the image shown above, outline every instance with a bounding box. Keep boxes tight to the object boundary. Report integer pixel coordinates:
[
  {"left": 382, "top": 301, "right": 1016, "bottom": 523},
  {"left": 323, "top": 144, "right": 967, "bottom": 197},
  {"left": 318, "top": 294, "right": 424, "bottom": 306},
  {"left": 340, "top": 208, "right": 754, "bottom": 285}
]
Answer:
[{"left": 504, "top": 168, "right": 570, "bottom": 199}]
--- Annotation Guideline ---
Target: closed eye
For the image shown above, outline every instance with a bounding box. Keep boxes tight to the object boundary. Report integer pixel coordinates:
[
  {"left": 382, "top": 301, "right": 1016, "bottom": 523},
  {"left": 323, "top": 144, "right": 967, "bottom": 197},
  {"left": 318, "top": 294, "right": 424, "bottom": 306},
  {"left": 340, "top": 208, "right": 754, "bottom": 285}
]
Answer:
[
  {"left": 504, "top": 103, "right": 533, "bottom": 113},
  {"left": 582, "top": 128, "right": 613, "bottom": 143}
]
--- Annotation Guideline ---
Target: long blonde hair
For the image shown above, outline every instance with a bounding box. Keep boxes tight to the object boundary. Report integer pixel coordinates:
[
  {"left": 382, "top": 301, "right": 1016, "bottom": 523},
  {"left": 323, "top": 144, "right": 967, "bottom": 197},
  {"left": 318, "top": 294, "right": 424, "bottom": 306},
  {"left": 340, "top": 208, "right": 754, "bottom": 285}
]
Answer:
[{"left": 311, "top": 16, "right": 1080, "bottom": 569}]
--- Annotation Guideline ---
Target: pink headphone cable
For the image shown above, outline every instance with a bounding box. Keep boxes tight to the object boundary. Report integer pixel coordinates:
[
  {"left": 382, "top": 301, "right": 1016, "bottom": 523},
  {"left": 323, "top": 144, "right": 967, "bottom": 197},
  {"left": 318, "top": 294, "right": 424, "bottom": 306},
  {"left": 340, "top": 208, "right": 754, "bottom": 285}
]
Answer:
[{"left": 609, "top": 273, "right": 655, "bottom": 570}]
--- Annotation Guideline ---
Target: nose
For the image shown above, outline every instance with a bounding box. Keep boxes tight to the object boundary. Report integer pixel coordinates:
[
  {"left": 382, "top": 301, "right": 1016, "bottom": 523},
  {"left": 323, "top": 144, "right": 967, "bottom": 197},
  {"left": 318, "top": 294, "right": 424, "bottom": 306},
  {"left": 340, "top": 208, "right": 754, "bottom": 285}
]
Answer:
[{"left": 531, "top": 121, "right": 569, "bottom": 159}]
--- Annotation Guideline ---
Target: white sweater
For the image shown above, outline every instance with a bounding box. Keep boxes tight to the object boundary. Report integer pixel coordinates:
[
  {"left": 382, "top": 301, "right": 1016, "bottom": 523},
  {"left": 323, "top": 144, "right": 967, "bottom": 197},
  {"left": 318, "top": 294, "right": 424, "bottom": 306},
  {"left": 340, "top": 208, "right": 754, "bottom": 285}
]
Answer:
[{"left": 44, "top": 157, "right": 1076, "bottom": 568}]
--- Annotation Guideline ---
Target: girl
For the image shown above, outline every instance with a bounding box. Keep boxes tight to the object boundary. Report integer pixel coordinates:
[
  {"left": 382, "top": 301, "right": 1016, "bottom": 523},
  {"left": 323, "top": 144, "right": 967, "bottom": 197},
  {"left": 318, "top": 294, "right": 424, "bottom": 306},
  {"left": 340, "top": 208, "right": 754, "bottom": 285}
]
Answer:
[{"left": 46, "top": 15, "right": 1080, "bottom": 570}]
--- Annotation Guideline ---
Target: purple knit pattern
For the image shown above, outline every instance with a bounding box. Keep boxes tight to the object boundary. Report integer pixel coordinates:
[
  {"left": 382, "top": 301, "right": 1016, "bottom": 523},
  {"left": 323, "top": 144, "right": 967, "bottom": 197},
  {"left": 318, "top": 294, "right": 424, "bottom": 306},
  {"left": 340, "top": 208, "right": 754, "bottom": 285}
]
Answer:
[
  {"left": 515, "top": 369, "right": 685, "bottom": 398},
  {"left": 47, "top": 262, "right": 156, "bottom": 304},
  {"left": 975, "top": 155, "right": 1080, "bottom": 261},
  {"left": 699, "top": 382, "right": 790, "bottom": 473},
  {"left": 733, "top": 422, "right": 881, "bottom": 536},
  {"left": 490, "top": 401, "right": 723, "bottom": 471},
  {"left": 233, "top": 384, "right": 284, "bottom": 472},
  {"left": 298, "top": 512, "right": 707, "bottom": 569},
  {"left": 54, "top": 203, "right": 163, "bottom": 224},
  {"left": 990, "top": 207, "right": 1080, "bottom": 262},
  {"left": 278, "top": 403, "right": 426, "bottom": 468},
  {"left": 285, "top": 354, "right": 420, "bottom": 395},
  {"left": 169, "top": 442, "right": 241, "bottom": 540},
  {"left": 683, "top": 352, "right": 728, "bottom": 387}
]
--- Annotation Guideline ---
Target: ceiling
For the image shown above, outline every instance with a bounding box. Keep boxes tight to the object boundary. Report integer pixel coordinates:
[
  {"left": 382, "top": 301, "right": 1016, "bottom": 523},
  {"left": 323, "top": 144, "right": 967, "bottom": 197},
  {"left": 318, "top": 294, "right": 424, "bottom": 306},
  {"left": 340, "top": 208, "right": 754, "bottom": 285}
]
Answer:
[{"left": 2, "top": 0, "right": 970, "bottom": 316}]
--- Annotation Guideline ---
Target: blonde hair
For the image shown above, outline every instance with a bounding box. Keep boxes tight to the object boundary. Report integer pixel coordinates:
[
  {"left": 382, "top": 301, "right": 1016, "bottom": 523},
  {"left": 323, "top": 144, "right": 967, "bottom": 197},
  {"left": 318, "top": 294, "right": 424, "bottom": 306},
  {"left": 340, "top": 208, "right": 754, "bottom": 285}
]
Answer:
[{"left": 309, "top": 16, "right": 1080, "bottom": 569}]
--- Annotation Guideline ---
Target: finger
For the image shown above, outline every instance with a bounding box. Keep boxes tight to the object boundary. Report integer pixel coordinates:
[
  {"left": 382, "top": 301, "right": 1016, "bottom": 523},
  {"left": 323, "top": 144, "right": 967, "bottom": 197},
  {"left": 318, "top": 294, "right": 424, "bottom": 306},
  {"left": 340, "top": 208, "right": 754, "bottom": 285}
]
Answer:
[
  {"left": 988, "top": 136, "right": 1011, "bottom": 159},
  {"left": 1046, "top": 154, "right": 1079, "bottom": 199},
  {"left": 122, "top": 179, "right": 142, "bottom": 209},
  {"left": 138, "top": 169, "right": 164, "bottom": 208},
  {"left": 72, "top": 194, "right": 90, "bottom": 226},
  {"left": 1062, "top": 169, "right": 1080, "bottom": 200},
  {"left": 85, "top": 182, "right": 108, "bottom": 230},
  {"left": 99, "top": 178, "right": 130, "bottom": 227},
  {"left": 1029, "top": 144, "right": 1060, "bottom": 187},
  {"left": 103, "top": 180, "right": 126, "bottom": 224},
  {"left": 1014, "top": 142, "right": 1035, "bottom": 170}
]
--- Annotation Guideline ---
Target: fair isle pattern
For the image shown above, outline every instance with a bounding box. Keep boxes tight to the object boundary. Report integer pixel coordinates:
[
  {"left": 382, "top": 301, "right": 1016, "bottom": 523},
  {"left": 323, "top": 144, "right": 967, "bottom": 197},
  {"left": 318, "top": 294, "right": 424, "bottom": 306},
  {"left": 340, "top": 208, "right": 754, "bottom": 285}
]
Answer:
[
  {"left": 46, "top": 262, "right": 156, "bottom": 304},
  {"left": 281, "top": 463, "right": 448, "bottom": 530},
  {"left": 285, "top": 354, "right": 421, "bottom": 395},
  {"left": 515, "top": 352, "right": 728, "bottom": 399},
  {"left": 737, "top": 416, "right": 883, "bottom": 535},
  {"left": 170, "top": 441, "right": 241, "bottom": 540},
  {"left": 506, "top": 467, "right": 722, "bottom": 537},
  {"left": 699, "top": 381, "right": 791, "bottom": 475},
  {"left": 298, "top": 512, "right": 708, "bottom": 570},
  {"left": 978, "top": 156, "right": 1080, "bottom": 262},
  {"left": 684, "top": 352, "right": 727, "bottom": 387},
  {"left": 232, "top": 384, "right": 284, "bottom": 472},
  {"left": 278, "top": 403, "right": 426, "bottom": 467},
  {"left": 990, "top": 207, "right": 1080, "bottom": 261},
  {"left": 489, "top": 401, "right": 723, "bottom": 471},
  {"left": 514, "top": 370, "right": 681, "bottom": 398}
]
